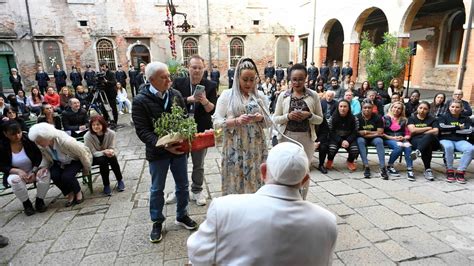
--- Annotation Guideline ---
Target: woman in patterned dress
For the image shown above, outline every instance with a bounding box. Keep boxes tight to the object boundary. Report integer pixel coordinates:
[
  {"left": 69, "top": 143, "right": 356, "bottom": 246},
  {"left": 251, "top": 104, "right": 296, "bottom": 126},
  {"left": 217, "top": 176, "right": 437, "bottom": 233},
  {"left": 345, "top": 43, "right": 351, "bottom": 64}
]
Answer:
[{"left": 213, "top": 57, "right": 270, "bottom": 195}]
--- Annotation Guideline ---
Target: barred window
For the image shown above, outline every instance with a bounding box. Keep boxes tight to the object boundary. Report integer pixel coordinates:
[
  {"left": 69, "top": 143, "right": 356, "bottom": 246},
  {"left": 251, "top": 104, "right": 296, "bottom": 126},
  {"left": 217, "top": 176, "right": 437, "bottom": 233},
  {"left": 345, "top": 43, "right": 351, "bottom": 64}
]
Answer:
[
  {"left": 96, "top": 39, "right": 116, "bottom": 70},
  {"left": 230, "top": 38, "right": 244, "bottom": 67},
  {"left": 182, "top": 38, "right": 198, "bottom": 67},
  {"left": 42, "top": 41, "right": 64, "bottom": 74}
]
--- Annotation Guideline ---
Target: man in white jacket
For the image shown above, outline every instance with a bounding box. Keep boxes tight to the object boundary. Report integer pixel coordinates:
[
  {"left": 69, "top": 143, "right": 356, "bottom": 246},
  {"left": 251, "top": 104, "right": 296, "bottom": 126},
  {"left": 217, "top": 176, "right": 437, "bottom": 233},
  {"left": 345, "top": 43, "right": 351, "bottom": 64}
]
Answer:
[{"left": 187, "top": 142, "right": 338, "bottom": 265}]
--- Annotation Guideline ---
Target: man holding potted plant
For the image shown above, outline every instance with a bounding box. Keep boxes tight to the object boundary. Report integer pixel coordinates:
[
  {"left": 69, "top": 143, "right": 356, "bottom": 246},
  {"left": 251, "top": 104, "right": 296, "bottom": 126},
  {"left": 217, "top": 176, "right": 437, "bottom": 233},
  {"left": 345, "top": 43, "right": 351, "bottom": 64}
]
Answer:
[
  {"left": 132, "top": 61, "right": 198, "bottom": 243},
  {"left": 168, "top": 55, "right": 217, "bottom": 206}
]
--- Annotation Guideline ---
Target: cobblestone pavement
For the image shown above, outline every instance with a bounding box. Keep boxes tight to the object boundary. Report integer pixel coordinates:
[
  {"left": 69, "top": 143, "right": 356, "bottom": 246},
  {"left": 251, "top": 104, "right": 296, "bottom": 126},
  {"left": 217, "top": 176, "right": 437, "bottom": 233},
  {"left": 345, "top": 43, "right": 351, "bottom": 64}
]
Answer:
[{"left": 1, "top": 115, "right": 473, "bottom": 265}]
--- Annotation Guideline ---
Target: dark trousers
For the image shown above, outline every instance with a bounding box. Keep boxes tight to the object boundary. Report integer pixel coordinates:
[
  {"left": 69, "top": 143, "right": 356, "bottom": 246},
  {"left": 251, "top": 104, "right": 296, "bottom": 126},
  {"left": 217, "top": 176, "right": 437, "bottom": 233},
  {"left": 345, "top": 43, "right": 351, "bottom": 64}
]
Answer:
[
  {"left": 130, "top": 83, "right": 137, "bottom": 98},
  {"left": 328, "top": 139, "right": 359, "bottom": 162},
  {"left": 39, "top": 85, "right": 47, "bottom": 95},
  {"left": 318, "top": 142, "right": 329, "bottom": 166},
  {"left": 106, "top": 91, "right": 118, "bottom": 123},
  {"left": 410, "top": 134, "right": 438, "bottom": 169},
  {"left": 50, "top": 160, "right": 82, "bottom": 196},
  {"left": 92, "top": 155, "right": 123, "bottom": 186},
  {"left": 55, "top": 82, "right": 66, "bottom": 91}
]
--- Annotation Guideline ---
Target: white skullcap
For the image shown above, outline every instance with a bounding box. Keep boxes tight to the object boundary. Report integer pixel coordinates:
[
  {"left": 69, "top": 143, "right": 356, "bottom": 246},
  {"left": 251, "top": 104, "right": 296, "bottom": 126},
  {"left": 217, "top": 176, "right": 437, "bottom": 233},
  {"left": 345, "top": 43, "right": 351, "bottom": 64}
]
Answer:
[{"left": 266, "top": 142, "right": 309, "bottom": 185}]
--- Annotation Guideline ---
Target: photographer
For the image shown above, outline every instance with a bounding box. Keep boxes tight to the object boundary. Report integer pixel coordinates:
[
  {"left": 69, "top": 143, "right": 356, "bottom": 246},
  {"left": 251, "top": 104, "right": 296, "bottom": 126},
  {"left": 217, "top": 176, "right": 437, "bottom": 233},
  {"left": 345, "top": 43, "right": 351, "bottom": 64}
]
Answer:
[{"left": 99, "top": 63, "right": 118, "bottom": 127}]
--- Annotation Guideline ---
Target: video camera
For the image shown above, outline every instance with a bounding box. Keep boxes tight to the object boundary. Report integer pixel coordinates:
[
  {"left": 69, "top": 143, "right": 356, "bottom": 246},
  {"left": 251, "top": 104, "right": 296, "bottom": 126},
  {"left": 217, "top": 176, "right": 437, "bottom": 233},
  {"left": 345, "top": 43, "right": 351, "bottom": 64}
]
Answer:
[{"left": 93, "top": 72, "right": 107, "bottom": 90}]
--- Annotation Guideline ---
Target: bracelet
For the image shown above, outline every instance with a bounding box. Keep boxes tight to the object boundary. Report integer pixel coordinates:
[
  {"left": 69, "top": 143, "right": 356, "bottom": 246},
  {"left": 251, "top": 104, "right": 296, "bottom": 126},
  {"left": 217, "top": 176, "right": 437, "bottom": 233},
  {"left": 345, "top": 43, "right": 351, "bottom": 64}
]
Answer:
[
  {"left": 235, "top": 118, "right": 240, "bottom": 126},
  {"left": 202, "top": 100, "right": 210, "bottom": 106}
]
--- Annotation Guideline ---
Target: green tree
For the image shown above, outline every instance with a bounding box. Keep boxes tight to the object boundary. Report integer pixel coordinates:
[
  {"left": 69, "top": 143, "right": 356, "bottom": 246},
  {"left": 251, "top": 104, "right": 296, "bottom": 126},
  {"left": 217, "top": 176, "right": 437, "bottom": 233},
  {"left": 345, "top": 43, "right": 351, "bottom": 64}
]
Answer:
[
  {"left": 360, "top": 32, "right": 410, "bottom": 87},
  {"left": 166, "top": 59, "right": 188, "bottom": 80}
]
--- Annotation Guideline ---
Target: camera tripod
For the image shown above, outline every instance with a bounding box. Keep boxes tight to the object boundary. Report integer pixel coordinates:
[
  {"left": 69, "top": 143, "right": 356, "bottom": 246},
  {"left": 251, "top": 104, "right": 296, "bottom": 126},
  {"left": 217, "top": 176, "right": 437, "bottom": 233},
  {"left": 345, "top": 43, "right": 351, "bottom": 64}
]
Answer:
[{"left": 87, "top": 88, "right": 114, "bottom": 124}]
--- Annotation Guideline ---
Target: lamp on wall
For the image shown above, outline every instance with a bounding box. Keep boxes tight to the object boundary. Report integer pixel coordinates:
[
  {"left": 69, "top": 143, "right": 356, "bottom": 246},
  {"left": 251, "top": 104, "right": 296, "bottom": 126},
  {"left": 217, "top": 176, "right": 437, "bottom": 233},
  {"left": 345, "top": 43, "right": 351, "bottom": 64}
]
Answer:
[{"left": 165, "top": 0, "right": 194, "bottom": 32}]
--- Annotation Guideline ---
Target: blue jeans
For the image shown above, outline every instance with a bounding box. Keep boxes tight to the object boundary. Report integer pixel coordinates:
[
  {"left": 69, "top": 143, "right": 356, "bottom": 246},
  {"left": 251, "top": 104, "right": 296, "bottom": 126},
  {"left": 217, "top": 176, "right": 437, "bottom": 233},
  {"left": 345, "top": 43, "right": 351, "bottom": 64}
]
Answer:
[
  {"left": 149, "top": 155, "right": 189, "bottom": 223},
  {"left": 357, "top": 137, "right": 385, "bottom": 167},
  {"left": 440, "top": 140, "right": 474, "bottom": 171},
  {"left": 384, "top": 139, "right": 413, "bottom": 168}
]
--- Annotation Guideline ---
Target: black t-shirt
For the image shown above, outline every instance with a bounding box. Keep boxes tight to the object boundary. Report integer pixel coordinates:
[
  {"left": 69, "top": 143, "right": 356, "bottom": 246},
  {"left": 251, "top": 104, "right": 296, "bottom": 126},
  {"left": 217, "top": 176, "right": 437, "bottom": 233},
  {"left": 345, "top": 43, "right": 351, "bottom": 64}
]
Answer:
[
  {"left": 357, "top": 114, "right": 383, "bottom": 132},
  {"left": 408, "top": 115, "right": 438, "bottom": 138}
]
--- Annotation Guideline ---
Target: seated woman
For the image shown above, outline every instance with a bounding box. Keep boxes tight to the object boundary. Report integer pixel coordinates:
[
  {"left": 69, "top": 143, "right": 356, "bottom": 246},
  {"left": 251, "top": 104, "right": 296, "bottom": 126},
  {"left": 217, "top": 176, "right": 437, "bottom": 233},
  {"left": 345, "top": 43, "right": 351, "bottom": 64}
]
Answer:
[
  {"left": 28, "top": 122, "right": 92, "bottom": 207},
  {"left": 366, "top": 90, "right": 384, "bottom": 116},
  {"left": 37, "top": 103, "right": 62, "bottom": 130},
  {"left": 437, "top": 100, "right": 474, "bottom": 184},
  {"left": 6, "top": 94, "right": 30, "bottom": 120},
  {"left": 382, "top": 101, "right": 414, "bottom": 180},
  {"left": 407, "top": 101, "right": 439, "bottom": 181},
  {"left": 44, "top": 87, "right": 61, "bottom": 113},
  {"left": 84, "top": 115, "right": 125, "bottom": 196},
  {"left": 59, "top": 86, "right": 74, "bottom": 111},
  {"left": 356, "top": 99, "right": 388, "bottom": 179},
  {"left": 16, "top": 89, "right": 27, "bottom": 105},
  {"left": 388, "top": 78, "right": 407, "bottom": 99},
  {"left": 430, "top": 92, "right": 446, "bottom": 118},
  {"left": 326, "top": 100, "right": 359, "bottom": 172},
  {"left": 355, "top": 81, "right": 371, "bottom": 101},
  {"left": 75, "top": 85, "right": 91, "bottom": 109},
  {"left": 0, "top": 120, "right": 50, "bottom": 216},
  {"left": 27, "top": 87, "right": 44, "bottom": 116},
  {"left": 3, "top": 107, "right": 28, "bottom": 132},
  {"left": 116, "top": 82, "right": 132, "bottom": 114}
]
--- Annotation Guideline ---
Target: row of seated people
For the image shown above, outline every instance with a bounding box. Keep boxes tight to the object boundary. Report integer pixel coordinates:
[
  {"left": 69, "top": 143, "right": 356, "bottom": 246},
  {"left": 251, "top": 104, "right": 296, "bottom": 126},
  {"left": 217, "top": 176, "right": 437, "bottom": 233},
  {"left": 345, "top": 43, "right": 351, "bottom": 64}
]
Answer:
[
  {"left": 314, "top": 98, "right": 473, "bottom": 184},
  {"left": 1, "top": 82, "right": 132, "bottom": 118},
  {"left": 0, "top": 115, "right": 124, "bottom": 216},
  {"left": 320, "top": 87, "right": 473, "bottom": 119}
]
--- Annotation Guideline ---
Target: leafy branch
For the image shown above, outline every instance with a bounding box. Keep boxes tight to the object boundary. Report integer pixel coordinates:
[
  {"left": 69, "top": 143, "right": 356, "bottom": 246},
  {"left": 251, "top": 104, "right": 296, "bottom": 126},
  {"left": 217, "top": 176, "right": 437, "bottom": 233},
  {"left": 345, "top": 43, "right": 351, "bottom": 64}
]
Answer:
[
  {"left": 153, "top": 102, "right": 197, "bottom": 142},
  {"left": 360, "top": 32, "right": 410, "bottom": 87}
]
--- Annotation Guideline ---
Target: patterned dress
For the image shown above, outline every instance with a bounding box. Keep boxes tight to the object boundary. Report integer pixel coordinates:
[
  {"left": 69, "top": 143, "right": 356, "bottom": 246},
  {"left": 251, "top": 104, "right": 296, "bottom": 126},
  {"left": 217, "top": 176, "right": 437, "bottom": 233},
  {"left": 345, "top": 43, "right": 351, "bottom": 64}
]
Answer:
[{"left": 214, "top": 89, "right": 269, "bottom": 195}]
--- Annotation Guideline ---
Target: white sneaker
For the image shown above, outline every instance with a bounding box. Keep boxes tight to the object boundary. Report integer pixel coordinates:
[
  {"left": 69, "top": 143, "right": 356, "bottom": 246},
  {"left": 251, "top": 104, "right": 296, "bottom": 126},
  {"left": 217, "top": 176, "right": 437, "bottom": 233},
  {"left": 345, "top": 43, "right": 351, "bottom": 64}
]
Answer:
[
  {"left": 119, "top": 111, "right": 124, "bottom": 115},
  {"left": 193, "top": 191, "right": 207, "bottom": 206},
  {"left": 165, "top": 192, "right": 176, "bottom": 204}
]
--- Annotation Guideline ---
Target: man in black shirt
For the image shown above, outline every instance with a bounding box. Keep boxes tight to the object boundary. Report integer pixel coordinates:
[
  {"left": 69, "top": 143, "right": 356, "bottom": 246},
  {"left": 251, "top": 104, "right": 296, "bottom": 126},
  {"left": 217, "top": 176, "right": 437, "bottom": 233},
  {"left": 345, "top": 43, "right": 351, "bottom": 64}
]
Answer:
[
  {"left": 35, "top": 66, "right": 50, "bottom": 95},
  {"left": 210, "top": 65, "right": 220, "bottom": 88},
  {"left": 341, "top": 61, "right": 353, "bottom": 81},
  {"left": 70, "top": 66, "right": 83, "bottom": 90},
  {"left": 307, "top": 62, "right": 318, "bottom": 83},
  {"left": 330, "top": 60, "right": 340, "bottom": 81},
  {"left": 62, "top": 98, "right": 89, "bottom": 137},
  {"left": 286, "top": 61, "right": 293, "bottom": 82},
  {"left": 405, "top": 90, "right": 420, "bottom": 117},
  {"left": 115, "top": 65, "right": 127, "bottom": 89},
  {"left": 84, "top": 65, "right": 96, "bottom": 88},
  {"left": 264, "top": 61, "right": 275, "bottom": 79},
  {"left": 319, "top": 61, "right": 330, "bottom": 83},
  {"left": 99, "top": 63, "right": 118, "bottom": 126},
  {"left": 53, "top": 65, "right": 67, "bottom": 91},
  {"left": 275, "top": 64, "right": 285, "bottom": 84},
  {"left": 227, "top": 67, "right": 235, "bottom": 89},
  {"left": 128, "top": 65, "right": 138, "bottom": 97}
]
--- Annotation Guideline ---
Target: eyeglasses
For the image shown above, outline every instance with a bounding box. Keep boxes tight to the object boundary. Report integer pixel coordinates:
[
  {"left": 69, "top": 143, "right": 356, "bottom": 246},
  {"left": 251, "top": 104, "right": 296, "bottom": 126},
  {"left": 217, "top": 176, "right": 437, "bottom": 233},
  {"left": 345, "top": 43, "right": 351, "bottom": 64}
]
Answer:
[
  {"left": 453, "top": 93, "right": 463, "bottom": 96},
  {"left": 291, "top": 78, "right": 305, "bottom": 83}
]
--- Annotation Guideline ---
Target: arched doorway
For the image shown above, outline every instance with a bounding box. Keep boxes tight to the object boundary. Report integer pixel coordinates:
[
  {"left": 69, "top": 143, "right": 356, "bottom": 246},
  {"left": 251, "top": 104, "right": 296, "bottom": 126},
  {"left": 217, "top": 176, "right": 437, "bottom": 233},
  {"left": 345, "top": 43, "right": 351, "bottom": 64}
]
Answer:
[
  {"left": 327, "top": 21, "right": 344, "bottom": 64},
  {"left": 275, "top": 37, "right": 290, "bottom": 67},
  {"left": 401, "top": 0, "right": 466, "bottom": 91},
  {"left": 0, "top": 42, "right": 17, "bottom": 90},
  {"left": 130, "top": 44, "right": 150, "bottom": 68},
  {"left": 351, "top": 7, "right": 389, "bottom": 80}
]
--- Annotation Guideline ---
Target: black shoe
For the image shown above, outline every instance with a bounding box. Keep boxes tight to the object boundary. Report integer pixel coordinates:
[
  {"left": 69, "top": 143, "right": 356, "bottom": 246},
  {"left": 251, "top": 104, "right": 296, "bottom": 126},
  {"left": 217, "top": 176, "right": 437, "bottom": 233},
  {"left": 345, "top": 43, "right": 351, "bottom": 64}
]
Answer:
[
  {"left": 0, "top": 235, "right": 9, "bottom": 248},
  {"left": 317, "top": 165, "right": 328, "bottom": 174},
  {"left": 150, "top": 222, "right": 163, "bottom": 243},
  {"left": 74, "top": 192, "right": 84, "bottom": 205},
  {"left": 363, "top": 166, "right": 371, "bottom": 178},
  {"left": 175, "top": 215, "right": 198, "bottom": 230},
  {"left": 35, "top": 198, "right": 47, "bottom": 213},
  {"left": 380, "top": 167, "right": 389, "bottom": 180},
  {"left": 387, "top": 166, "right": 400, "bottom": 177},
  {"left": 22, "top": 199, "right": 36, "bottom": 216}
]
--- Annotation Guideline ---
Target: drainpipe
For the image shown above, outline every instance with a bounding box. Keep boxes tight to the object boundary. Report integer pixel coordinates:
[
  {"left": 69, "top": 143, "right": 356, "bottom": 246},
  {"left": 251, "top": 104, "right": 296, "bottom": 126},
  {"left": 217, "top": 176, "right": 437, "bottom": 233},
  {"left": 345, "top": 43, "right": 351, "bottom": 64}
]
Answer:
[
  {"left": 457, "top": 0, "right": 473, "bottom": 90},
  {"left": 310, "top": 0, "right": 317, "bottom": 63},
  {"left": 25, "top": 0, "right": 39, "bottom": 63},
  {"left": 206, "top": 0, "right": 212, "bottom": 72}
]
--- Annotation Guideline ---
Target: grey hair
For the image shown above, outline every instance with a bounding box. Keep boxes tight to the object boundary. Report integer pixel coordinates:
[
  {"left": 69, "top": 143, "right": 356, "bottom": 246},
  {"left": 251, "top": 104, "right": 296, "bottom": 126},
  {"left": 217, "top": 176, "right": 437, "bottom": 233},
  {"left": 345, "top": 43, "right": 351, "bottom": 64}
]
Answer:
[
  {"left": 229, "top": 57, "right": 260, "bottom": 116},
  {"left": 145, "top": 62, "right": 168, "bottom": 81},
  {"left": 68, "top": 97, "right": 79, "bottom": 106},
  {"left": 11, "top": 68, "right": 17, "bottom": 72},
  {"left": 28, "top": 122, "right": 70, "bottom": 142},
  {"left": 325, "top": 90, "right": 335, "bottom": 97}
]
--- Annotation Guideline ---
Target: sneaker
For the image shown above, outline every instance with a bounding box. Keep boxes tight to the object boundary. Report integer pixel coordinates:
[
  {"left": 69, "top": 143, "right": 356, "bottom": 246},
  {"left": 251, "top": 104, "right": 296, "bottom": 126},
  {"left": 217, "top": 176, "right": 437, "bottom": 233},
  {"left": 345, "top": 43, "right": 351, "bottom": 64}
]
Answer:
[
  {"left": 193, "top": 191, "right": 207, "bottom": 206},
  {"left": 149, "top": 222, "right": 163, "bottom": 243},
  {"left": 380, "top": 167, "right": 389, "bottom": 180},
  {"left": 175, "top": 215, "right": 198, "bottom": 230},
  {"left": 407, "top": 169, "right": 415, "bottom": 181},
  {"left": 446, "top": 170, "right": 456, "bottom": 183},
  {"left": 363, "top": 166, "right": 371, "bottom": 178},
  {"left": 424, "top": 169, "right": 435, "bottom": 181},
  {"left": 35, "top": 198, "right": 47, "bottom": 213},
  {"left": 0, "top": 235, "right": 9, "bottom": 248},
  {"left": 455, "top": 171, "right": 466, "bottom": 184},
  {"left": 117, "top": 180, "right": 125, "bottom": 192},
  {"left": 119, "top": 111, "right": 124, "bottom": 115},
  {"left": 103, "top": 185, "right": 112, "bottom": 196},
  {"left": 347, "top": 161, "right": 357, "bottom": 172},
  {"left": 22, "top": 199, "right": 35, "bottom": 216},
  {"left": 325, "top": 160, "right": 333, "bottom": 170},
  {"left": 410, "top": 150, "right": 419, "bottom": 161},
  {"left": 387, "top": 166, "right": 400, "bottom": 177},
  {"left": 165, "top": 192, "right": 176, "bottom": 204}
]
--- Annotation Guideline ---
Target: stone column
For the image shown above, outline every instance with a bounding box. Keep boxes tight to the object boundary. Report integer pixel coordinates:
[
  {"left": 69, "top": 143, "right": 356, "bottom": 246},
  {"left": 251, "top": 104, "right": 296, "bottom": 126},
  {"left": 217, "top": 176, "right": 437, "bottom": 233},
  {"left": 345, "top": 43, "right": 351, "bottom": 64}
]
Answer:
[{"left": 344, "top": 43, "right": 360, "bottom": 80}]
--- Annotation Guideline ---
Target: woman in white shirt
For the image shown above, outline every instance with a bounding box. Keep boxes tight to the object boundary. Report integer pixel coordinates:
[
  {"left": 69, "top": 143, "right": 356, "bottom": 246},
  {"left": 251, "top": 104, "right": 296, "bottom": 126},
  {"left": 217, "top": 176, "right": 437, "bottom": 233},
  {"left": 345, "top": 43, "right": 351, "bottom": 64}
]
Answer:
[
  {"left": 116, "top": 82, "right": 132, "bottom": 114},
  {"left": 27, "top": 87, "right": 44, "bottom": 116}
]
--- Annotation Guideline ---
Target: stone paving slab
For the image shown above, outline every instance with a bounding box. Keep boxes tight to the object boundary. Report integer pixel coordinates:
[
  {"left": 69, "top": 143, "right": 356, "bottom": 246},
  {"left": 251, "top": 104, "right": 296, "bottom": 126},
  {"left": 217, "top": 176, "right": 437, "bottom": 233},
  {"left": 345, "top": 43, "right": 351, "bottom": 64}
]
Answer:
[{"left": 1, "top": 115, "right": 473, "bottom": 265}]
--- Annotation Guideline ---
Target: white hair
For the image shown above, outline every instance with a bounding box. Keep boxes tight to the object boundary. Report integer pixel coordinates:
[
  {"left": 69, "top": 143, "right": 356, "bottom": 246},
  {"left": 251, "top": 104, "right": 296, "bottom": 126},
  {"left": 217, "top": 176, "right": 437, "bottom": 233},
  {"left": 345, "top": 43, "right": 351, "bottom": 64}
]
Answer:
[
  {"left": 11, "top": 68, "right": 17, "bottom": 72},
  {"left": 145, "top": 62, "right": 168, "bottom": 81},
  {"left": 28, "top": 122, "right": 70, "bottom": 142},
  {"left": 325, "top": 90, "right": 335, "bottom": 97}
]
